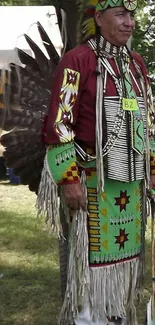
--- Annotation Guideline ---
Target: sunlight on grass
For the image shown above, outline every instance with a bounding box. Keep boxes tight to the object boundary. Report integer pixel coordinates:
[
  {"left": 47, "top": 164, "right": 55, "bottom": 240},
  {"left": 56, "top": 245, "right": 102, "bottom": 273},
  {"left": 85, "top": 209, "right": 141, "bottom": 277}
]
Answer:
[
  {"left": 0, "top": 183, "right": 61, "bottom": 325},
  {"left": 0, "top": 182, "right": 154, "bottom": 325}
]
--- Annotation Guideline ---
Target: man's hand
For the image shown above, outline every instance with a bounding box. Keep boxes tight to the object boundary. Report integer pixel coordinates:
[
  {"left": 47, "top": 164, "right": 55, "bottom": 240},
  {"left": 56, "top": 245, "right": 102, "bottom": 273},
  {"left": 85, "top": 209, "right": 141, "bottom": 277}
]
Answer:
[{"left": 61, "top": 183, "right": 87, "bottom": 211}]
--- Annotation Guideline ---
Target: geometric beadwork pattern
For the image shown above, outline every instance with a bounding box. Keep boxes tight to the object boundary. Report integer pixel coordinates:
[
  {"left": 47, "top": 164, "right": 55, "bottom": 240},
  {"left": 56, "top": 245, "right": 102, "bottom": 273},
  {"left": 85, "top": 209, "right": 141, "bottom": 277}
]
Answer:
[
  {"left": 85, "top": 165, "right": 142, "bottom": 266},
  {"left": 87, "top": 185, "right": 100, "bottom": 253},
  {"left": 62, "top": 162, "right": 79, "bottom": 183},
  {"left": 114, "top": 190, "right": 130, "bottom": 212},
  {"left": 47, "top": 142, "right": 79, "bottom": 184},
  {"left": 55, "top": 68, "right": 80, "bottom": 143},
  {"left": 96, "top": 0, "right": 124, "bottom": 11},
  {"left": 115, "top": 228, "right": 129, "bottom": 250},
  {"left": 96, "top": 0, "right": 137, "bottom": 11}
]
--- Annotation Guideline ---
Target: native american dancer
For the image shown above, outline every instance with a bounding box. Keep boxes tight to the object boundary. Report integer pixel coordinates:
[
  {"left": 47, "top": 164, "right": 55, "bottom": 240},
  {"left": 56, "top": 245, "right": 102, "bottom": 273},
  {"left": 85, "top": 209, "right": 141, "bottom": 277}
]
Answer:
[{"left": 32, "top": 1, "right": 155, "bottom": 324}]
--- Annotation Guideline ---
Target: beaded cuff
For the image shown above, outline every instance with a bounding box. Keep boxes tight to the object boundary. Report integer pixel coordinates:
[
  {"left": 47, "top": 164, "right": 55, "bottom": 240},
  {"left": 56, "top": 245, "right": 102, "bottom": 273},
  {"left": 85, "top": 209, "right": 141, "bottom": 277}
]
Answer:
[{"left": 47, "top": 142, "right": 80, "bottom": 185}]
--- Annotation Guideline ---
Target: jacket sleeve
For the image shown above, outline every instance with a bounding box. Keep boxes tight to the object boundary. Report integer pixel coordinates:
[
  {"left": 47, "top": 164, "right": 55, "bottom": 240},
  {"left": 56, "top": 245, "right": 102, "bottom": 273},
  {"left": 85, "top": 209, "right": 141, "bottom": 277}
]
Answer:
[
  {"left": 44, "top": 50, "right": 83, "bottom": 185},
  {"left": 132, "top": 52, "right": 155, "bottom": 175},
  {"left": 147, "top": 83, "right": 155, "bottom": 175},
  {"left": 141, "top": 61, "right": 155, "bottom": 176}
]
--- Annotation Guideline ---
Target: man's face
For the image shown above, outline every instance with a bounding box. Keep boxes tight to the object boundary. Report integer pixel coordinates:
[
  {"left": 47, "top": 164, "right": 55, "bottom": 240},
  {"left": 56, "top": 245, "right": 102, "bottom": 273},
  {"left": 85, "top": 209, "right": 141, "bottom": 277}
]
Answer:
[{"left": 95, "top": 7, "right": 135, "bottom": 46}]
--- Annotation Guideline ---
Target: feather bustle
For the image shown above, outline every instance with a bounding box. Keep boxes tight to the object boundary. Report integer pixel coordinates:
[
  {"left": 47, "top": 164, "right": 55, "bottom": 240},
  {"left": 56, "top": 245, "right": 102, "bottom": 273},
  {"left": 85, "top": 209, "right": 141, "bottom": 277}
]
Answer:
[{"left": 0, "top": 12, "right": 72, "bottom": 193}]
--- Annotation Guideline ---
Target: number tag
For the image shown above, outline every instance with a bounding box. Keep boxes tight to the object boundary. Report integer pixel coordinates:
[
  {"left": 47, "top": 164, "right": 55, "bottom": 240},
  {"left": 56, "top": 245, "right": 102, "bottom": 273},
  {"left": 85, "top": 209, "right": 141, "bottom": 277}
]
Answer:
[{"left": 122, "top": 98, "right": 138, "bottom": 111}]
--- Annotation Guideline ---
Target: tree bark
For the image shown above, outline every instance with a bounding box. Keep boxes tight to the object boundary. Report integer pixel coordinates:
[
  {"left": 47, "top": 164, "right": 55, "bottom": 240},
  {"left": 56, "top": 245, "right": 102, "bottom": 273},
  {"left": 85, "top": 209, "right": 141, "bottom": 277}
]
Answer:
[{"left": 61, "top": 0, "right": 78, "bottom": 47}]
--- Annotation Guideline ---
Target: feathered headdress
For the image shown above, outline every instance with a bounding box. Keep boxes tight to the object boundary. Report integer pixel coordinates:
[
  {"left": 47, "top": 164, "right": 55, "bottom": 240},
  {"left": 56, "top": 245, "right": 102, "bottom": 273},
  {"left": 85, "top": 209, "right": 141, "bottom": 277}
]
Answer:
[{"left": 77, "top": 0, "right": 137, "bottom": 43}]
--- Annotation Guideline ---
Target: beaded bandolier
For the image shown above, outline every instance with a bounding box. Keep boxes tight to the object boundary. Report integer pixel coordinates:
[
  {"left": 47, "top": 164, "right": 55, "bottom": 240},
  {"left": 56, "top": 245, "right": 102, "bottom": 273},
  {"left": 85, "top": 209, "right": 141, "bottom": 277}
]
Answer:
[
  {"left": 37, "top": 0, "right": 155, "bottom": 324},
  {"left": 84, "top": 37, "right": 149, "bottom": 183}
]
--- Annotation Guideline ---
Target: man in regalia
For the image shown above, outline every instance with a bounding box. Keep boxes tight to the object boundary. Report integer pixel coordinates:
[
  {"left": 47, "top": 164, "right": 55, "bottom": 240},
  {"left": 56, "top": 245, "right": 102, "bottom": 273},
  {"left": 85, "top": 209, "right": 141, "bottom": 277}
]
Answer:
[{"left": 38, "top": 1, "right": 155, "bottom": 324}]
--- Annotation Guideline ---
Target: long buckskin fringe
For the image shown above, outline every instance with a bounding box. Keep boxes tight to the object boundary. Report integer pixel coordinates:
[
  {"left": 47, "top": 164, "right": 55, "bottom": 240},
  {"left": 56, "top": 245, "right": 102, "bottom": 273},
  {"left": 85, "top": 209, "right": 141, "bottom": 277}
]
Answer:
[
  {"left": 139, "top": 77, "right": 150, "bottom": 190},
  {"left": 59, "top": 245, "right": 140, "bottom": 324},
  {"left": 58, "top": 171, "right": 90, "bottom": 325},
  {"left": 58, "top": 177, "right": 141, "bottom": 325},
  {"left": 138, "top": 181, "right": 147, "bottom": 290},
  {"left": 90, "top": 258, "right": 139, "bottom": 325},
  {"left": 96, "top": 57, "right": 104, "bottom": 193},
  {"left": 36, "top": 155, "right": 61, "bottom": 236}
]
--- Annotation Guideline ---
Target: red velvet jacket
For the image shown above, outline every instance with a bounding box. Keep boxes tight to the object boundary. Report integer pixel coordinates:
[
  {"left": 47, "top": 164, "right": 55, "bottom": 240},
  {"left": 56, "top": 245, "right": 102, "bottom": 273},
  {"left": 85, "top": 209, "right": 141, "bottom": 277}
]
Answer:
[{"left": 45, "top": 43, "right": 148, "bottom": 149}]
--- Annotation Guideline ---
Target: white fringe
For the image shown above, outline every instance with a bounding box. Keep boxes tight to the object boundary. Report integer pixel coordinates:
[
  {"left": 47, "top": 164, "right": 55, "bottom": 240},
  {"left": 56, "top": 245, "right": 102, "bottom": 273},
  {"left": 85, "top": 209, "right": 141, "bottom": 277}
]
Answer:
[
  {"left": 36, "top": 155, "right": 61, "bottom": 236},
  {"left": 59, "top": 252, "right": 140, "bottom": 324},
  {"left": 57, "top": 171, "right": 140, "bottom": 325},
  {"left": 58, "top": 171, "right": 90, "bottom": 325},
  {"left": 96, "top": 57, "right": 104, "bottom": 192},
  {"left": 139, "top": 78, "right": 150, "bottom": 190},
  {"left": 89, "top": 258, "right": 139, "bottom": 324}
]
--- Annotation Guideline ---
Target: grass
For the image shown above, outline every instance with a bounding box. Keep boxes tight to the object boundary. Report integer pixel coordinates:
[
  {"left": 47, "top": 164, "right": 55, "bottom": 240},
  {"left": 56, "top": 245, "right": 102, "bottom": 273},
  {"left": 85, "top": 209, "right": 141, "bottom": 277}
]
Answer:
[
  {"left": 0, "top": 182, "right": 61, "bottom": 325},
  {"left": 0, "top": 181, "right": 154, "bottom": 325}
]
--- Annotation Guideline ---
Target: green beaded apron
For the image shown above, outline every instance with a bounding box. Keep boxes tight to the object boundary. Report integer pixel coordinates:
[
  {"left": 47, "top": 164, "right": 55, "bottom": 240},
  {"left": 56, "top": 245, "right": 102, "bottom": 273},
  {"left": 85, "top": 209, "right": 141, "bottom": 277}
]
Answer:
[{"left": 85, "top": 163, "right": 142, "bottom": 266}]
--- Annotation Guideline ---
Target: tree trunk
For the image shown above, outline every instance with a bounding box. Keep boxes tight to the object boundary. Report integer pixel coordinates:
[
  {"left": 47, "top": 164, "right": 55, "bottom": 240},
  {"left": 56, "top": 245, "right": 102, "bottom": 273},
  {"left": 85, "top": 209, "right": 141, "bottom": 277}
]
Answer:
[{"left": 62, "top": 0, "right": 78, "bottom": 47}]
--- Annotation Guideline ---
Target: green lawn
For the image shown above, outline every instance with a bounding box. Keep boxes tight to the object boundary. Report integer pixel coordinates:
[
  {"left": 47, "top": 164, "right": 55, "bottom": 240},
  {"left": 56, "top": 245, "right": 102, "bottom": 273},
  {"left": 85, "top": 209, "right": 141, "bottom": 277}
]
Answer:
[
  {"left": 0, "top": 183, "right": 61, "bottom": 325},
  {"left": 0, "top": 182, "right": 153, "bottom": 325}
]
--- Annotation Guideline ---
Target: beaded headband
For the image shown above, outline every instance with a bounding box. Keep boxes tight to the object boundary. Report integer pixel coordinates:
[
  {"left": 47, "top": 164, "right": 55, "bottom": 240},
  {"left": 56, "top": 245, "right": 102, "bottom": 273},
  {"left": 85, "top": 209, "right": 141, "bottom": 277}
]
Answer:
[{"left": 96, "top": 0, "right": 137, "bottom": 11}]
